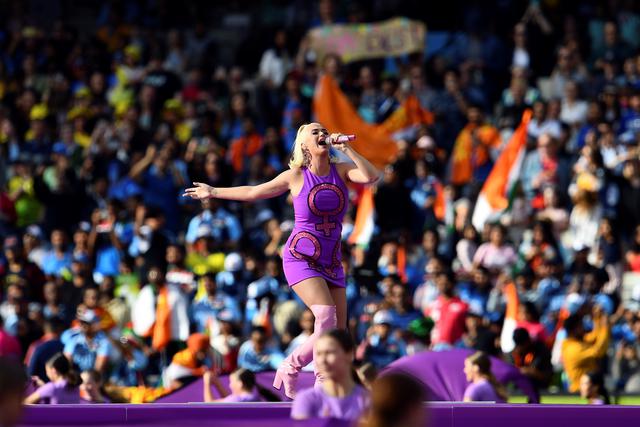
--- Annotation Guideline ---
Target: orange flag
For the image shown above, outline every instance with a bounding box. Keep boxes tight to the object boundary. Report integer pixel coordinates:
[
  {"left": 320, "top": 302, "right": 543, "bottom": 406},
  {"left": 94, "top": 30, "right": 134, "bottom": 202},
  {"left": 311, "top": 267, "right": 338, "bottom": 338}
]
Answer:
[
  {"left": 450, "top": 124, "right": 502, "bottom": 185},
  {"left": 314, "top": 75, "right": 425, "bottom": 169},
  {"left": 152, "top": 286, "right": 172, "bottom": 351}
]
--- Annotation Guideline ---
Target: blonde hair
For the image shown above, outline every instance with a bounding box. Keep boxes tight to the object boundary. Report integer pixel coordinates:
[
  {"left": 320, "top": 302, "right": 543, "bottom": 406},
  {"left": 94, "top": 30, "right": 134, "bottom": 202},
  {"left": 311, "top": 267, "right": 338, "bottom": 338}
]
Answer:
[{"left": 288, "top": 123, "right": 338, "bottom": 169}]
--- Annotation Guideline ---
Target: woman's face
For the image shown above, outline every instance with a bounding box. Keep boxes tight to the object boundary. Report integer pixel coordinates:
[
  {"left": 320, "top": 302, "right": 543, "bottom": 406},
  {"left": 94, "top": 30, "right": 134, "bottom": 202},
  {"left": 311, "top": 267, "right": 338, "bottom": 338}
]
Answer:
[
  {"left": 229, "top": 373, "right": 244, "bottom": 394},
  {"left": 464, "top": 359, "right": 477, "bottom": 382},
  {"left": 80, "top": 372, "right": 97, "bottom": 395},
  {"left": 301, "top": 123, "right": 330, "bottom": 158},
  {"left": 490, "top": 227, "right": 504, "bottom": 246},
  {"left": 579, "top": 374, "right": 593, "bottom": 399},
  {"left": 314, "top": 336, "right": 352, "bottom": 380},
  {"left": 45, "top": 364, "right": 58, "bottom": 381}
]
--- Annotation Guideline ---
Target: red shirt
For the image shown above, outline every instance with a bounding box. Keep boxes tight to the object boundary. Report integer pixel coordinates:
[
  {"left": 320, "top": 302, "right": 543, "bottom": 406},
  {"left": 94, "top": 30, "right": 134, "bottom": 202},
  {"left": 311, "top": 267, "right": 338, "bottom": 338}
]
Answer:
[
  {"left": 0, "top": 329, "right": 21, "bottom": 358},
  {"left": 425, "top": 296, "right": 468, "bottom": 345}
]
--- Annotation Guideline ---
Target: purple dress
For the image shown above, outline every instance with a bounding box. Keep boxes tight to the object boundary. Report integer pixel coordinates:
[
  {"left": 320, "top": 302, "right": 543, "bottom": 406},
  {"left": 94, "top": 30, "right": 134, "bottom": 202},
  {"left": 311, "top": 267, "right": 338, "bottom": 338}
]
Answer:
[
  {"left": 463, "top": 379, "right": 505, "bottom": 403},
  {"left": 283, "top": 164, "right": 348, "bottom": 288},
  {"left": 291, "top": 385, "right": 369, "bottom": 420},
  {"left": 36, "top": 380, "right": 80, "bottom": 404}
]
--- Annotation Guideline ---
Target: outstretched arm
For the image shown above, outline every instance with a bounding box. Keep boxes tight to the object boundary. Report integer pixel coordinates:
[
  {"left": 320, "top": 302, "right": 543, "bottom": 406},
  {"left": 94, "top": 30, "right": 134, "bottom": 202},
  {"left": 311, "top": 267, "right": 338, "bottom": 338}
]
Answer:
[{"left": 183, "top": 169, "right": 293, "bottom": 202}]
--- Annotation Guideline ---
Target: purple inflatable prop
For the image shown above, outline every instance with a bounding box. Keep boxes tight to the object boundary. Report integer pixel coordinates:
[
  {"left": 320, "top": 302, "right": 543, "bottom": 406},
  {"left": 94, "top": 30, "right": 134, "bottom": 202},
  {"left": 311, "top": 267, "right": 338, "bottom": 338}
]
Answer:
[{"left": 384, "top": 349, "right": 540, "bottom": 403}]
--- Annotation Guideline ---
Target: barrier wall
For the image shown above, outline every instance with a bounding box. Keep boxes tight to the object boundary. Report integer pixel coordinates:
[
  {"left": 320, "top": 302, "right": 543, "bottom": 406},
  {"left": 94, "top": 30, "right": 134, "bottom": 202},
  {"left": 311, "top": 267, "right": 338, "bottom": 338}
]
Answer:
[{"left": 18, "top": 403, "right": 640, "bottom": 427}]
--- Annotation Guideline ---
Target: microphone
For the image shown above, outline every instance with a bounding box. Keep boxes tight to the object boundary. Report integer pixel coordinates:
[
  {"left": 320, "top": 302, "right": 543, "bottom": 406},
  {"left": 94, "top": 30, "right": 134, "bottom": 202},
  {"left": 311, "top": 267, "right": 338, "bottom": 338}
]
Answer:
[{"left": 318, "top": 134, "right": 356, "bottom": 146}]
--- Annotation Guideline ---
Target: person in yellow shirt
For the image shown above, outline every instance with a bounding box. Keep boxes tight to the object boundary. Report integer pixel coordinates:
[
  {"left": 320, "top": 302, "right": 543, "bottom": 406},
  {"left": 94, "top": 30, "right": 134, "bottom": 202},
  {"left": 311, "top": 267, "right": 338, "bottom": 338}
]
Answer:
[{"left": 561, "top": 305, "right": 610, "bottom": 393}]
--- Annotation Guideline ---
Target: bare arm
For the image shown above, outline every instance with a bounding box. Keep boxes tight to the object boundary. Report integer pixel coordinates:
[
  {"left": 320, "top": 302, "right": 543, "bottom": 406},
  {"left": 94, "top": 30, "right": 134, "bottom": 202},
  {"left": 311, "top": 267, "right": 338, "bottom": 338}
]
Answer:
[
  {"left": 129, "top": 146, "right": 156, "bottom": 180},
  {"left": 184, "top": 169, "right": 293, "bottom": 202},
  {"left": 203, "top": 371, "right": 229, "bottom": 403},
  {"left": 24, "top": 391, "right": 41, "bottom": 405},
  {"left": 333, "top": 137, "right": 380, "bottom": 184}
]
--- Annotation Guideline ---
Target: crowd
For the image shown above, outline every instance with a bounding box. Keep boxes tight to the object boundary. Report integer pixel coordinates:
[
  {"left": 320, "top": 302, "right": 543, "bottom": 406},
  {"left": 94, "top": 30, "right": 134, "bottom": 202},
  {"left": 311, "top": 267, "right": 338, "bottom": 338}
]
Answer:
[{"left": 1, "top": 0, "right": 640, "bottom": 409}]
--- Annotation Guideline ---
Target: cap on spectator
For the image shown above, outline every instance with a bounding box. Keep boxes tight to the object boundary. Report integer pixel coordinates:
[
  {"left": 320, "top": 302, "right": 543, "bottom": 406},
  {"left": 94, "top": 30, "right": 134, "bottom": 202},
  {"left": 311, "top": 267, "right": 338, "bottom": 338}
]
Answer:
[
  {"left": 75, "top": 221, "right": 92, "bottom": 234},
  {"left": 164, "top": 98, "right": 183, "bottom": 113},
  {"left": 77, "top": 309, "right": 99, "bottom": 324},
  {"left": 22, "top": 26, "right": 40, "bottom": 38},
  {"left": 256, "top": 209, "right": 274, "bottom": 224},
  {"left": 593, "top": 293, "right": 614, "bottom": 315},
  {"left": 565, "top": 293, "right": 586, "bottom": 315},
  {"left": 247, "top": 279, "right": 272, "bottom": 299},
  {"left": 124, "top": 44, "right": 142, "bottom": 60},
  {"left": 373, "top": 310, "right": 393, "bottom": 326},
  {"left": 3, "top": 236, "right": 22, "bottom": 250},
  {"left": 67, "top": 106, "right": 89, "bottom": 120},
  {"left": 407, "top": 317, "right": 434, "bottom": 338},
  {"left": 52, "top": 142, "right": 67, "bottom": 155},
  {"left": 187, "top": 333, "right": 210, "bottom": 353},
  {"left": 25, "top": 225, "right": 43, "bottom": 240},
  {"left": 416, "top": 135, "right": 435, "bottom": 150},
  {"left": 195, "top": 224, "right": 213, "bottom": 240},
  {"left": 224, "top": 252, "right": 243, "bottom": 272},
  {"left": 28, "top": 302, "right": 42, "bottom": 313},
  {"left": 74, "top": 87, "right": 91, "bottom": 99},
  {"left": 29, "top": 104, "right": 48, "bottom": 121},
  {"left": 217, "top": 309, "right": 237, "bottom": 323}
]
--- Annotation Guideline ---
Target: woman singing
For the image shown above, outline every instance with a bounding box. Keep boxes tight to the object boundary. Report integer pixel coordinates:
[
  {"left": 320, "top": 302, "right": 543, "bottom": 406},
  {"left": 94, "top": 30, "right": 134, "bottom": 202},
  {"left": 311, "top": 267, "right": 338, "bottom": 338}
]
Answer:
[{"left": 184, "top": 123, "right": 379, "bottom": 399}]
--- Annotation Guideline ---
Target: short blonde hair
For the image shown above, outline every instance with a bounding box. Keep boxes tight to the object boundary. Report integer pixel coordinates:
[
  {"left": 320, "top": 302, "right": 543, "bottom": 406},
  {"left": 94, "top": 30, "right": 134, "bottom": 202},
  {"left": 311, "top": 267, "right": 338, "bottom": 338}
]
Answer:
[{"left": 288, "top": 123, "right": 338, "bottom": 168}]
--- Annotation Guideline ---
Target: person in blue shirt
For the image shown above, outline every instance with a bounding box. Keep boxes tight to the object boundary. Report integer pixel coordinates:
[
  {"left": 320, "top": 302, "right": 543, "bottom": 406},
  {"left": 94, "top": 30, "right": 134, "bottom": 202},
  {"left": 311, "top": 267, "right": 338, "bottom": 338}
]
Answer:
[
  {"left": 185, "top": 198, "right": 242, "bottom": 249},
  {"left": 385, "top": 282, "right": 421, "bottom": 331},
  {"left": 237, "top": 326, "right": 280, "bottom": 372},
  {"left": 458, "top": 267, "right": 493, "bottom": 318},
  {"left": 41, "top": 229, "right": 72, "bottom": 278},
  {"left": 63, "top": 310, "right": 112, "bottom": 374},
  {"left": 357, "top": 310, "right": 407, "bottom": 369},
  {"left": 191, "top": 272, "right": 241, "bottom": 333}
]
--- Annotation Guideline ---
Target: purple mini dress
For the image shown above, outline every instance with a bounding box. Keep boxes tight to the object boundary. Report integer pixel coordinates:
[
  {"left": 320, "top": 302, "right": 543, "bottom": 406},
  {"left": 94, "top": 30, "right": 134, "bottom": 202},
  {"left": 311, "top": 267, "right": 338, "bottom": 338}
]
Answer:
[{"left": 283, "top": 163, "right": 348, "bottom": 288}]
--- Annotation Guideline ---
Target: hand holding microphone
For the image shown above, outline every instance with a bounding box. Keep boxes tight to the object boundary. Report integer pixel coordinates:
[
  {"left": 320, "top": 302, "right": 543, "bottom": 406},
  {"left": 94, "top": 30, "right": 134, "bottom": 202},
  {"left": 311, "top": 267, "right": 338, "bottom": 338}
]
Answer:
[{"left": 318, "top": 134, "right": 356, "bottom": 146}]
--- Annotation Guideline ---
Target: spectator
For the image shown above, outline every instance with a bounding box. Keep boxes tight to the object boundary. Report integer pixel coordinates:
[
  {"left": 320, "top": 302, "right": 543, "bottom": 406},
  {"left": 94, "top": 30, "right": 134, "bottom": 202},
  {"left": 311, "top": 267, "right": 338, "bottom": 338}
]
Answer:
[
  {"left": 24, "top": 353, "right": 81, "bottom": 404},
  {"left": 63, "top": 310, "right": 111, "bottom": 374},
  {"left": 507, "top": 328, "right": 552, "bottom": 391},
  {"left": 463, "top": 351, "right": 507, "bottom": 403},
  {"left": 473, "top": 224, "right": 517, "bottom": 276},
  {"left": 163, "top": 333, "right": 212, "bottom": 389},
  {"left": 291, "top": 329, "right": 368, "bottom": 420},
  {"left": 25, "top": 317, "right": 64, "bottom": 382},
  {"left": 131, "top": 265, "right": 189, "bottom": 356},
  {"left": 424, "top": 271, "right": 468, "bottom": 349},
  {"left": 561, "top": 306, "right": 610, "bottom": 393},
  {"left": 237, "top": 326, "right": 279, "bottom": 372},
  {"left": 191, "top": 272, "right": 240, "bottom": 334},
  {"left": 0, "top": 316, "right": 20, "bottom": 359},
  {"left": 356, "top": 310, "right": 406, "bottom": 369}
]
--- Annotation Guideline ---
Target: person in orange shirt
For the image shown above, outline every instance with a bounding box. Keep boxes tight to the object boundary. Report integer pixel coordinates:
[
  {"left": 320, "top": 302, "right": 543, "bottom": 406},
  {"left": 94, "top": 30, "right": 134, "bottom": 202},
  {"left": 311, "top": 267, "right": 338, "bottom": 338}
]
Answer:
[
  {"left": 561, "top": 305, "right": 610, "bottom": 393},
  {"left": 227, "top": 118, "right": 263, "bottom": 175},
  {"left": 450, "top": 105, "right": 502, "bottom": 192}
]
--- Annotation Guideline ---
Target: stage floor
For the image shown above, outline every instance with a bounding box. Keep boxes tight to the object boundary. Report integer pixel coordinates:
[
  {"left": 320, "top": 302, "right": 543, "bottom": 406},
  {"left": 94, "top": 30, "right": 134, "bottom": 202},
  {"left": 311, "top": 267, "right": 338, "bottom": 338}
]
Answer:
[{"left": 18, "top": 402, "right": 640, "bottom": 427}]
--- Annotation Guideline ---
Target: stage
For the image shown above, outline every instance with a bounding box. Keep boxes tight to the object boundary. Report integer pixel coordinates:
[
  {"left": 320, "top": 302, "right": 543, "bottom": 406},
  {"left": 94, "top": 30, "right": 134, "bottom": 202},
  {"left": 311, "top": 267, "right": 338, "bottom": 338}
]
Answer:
[{"left": 18, "top": 402, "right": 640, "bottom": 427}]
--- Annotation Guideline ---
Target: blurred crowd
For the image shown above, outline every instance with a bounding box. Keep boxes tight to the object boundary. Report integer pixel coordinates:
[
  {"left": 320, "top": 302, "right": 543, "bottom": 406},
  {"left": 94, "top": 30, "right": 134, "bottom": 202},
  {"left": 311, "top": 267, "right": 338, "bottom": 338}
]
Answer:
[{"left": 1, "top": 0, "right": 640, "bottom": 404}]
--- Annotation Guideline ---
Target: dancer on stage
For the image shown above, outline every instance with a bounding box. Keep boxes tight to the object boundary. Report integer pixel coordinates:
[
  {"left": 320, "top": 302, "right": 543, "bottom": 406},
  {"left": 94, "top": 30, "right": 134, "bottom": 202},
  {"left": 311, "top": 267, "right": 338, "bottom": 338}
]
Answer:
[{"left": 184, "top": 123, "right": 379, "bottom": 398}]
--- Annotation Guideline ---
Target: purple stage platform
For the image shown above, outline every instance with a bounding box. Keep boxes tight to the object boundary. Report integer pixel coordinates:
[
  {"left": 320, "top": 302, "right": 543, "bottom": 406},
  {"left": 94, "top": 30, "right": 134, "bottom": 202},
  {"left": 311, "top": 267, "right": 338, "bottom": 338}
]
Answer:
[{"left": 18, "top": 403, "right": 640, "bottom": 427}]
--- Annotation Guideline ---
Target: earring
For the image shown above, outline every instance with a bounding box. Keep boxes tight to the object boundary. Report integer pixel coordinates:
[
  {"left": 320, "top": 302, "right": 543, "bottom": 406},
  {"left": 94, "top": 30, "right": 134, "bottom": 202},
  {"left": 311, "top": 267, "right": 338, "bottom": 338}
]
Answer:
[{"left": 302, "top": 147, "right": 311, "bottom": 167}]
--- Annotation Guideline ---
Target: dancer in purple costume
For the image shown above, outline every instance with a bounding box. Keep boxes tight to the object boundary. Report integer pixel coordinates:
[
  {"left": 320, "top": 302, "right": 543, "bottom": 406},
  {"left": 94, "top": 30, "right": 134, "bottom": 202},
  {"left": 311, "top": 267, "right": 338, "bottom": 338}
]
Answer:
[{"left": 184, "top": 123, "right": 379, "bottom": 398}]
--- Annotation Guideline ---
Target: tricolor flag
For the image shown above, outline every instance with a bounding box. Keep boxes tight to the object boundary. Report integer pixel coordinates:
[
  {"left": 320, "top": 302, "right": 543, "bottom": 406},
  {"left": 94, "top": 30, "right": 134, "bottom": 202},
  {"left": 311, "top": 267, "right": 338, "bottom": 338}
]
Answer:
[
  {"left": 313, "top": 75, "right": 433, "bottom": 169},
  {"left": 471, "top": 110, "right": 532, "bottom": 230},
  {"left": 348, "top": 186, "right": 375, "bottom": 247},
  {"left": 500, "top": 281, "right": 519, "bottom": 353}
]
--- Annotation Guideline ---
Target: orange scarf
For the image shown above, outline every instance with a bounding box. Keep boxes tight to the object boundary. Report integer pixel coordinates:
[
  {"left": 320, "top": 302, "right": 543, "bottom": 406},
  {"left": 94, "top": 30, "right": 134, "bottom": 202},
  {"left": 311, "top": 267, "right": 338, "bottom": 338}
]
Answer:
[{"left": 152, "top": 286, "right": 171, "bottom": 350}]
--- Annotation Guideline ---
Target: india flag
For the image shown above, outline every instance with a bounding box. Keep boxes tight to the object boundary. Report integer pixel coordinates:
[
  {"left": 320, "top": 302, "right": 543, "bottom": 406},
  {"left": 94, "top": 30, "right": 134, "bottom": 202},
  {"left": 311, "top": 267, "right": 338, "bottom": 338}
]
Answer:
[
  {"left": 348, "top": 186, "right": 375, "bottom": 247},
  {"left": 471, "top": 110, "right": 532, "bottom": 231}
]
